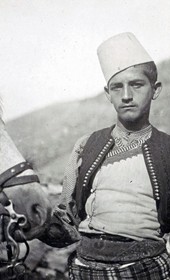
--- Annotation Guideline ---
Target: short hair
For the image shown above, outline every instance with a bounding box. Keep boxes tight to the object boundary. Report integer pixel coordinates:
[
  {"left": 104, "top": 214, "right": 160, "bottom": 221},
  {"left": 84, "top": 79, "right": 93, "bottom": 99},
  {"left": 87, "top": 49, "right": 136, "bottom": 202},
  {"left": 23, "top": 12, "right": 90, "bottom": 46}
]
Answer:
[
  {"left": 107, "top": 61, "right": 158, "bottom": 88},
  {"left": 134, "top": 61, "right": 158, "bottom": 86}
]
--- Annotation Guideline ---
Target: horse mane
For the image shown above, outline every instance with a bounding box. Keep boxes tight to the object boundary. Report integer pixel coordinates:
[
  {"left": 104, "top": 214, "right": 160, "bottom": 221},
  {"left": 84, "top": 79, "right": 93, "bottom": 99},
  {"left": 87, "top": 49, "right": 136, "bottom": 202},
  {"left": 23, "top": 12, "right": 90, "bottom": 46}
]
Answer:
[{"left": 0, "top": 96, "right": 3, "bottom": 119}]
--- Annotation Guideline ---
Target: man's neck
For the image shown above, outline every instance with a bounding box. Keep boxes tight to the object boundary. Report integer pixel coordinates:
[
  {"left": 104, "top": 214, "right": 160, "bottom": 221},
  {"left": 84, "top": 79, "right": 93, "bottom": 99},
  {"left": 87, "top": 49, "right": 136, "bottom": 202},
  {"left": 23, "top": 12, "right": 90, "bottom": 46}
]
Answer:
[{"left": 117, "top": 119, "right": 150, "bottom": 132}]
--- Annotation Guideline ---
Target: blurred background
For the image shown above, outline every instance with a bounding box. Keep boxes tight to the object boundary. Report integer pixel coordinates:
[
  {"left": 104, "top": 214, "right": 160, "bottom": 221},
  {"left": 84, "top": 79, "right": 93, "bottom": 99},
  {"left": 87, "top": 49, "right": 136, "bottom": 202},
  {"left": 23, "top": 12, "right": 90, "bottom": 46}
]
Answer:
[
  {"left": 1, "top": 0, "right": 170, "bottom": 121},
  {"left": 1, "top": 0, "right": 170, "bottom": 278}
]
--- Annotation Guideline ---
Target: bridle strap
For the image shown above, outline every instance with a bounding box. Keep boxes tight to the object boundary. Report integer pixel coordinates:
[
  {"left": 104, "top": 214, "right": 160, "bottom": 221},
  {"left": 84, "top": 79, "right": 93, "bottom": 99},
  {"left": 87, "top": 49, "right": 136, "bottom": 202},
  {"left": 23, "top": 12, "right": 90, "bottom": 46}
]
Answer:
[
  {"left": 3, "top": 175, "right": 39, "bottom": 188},
  {"left": 0, "top": 161, "right": 39, "bottom": 277},
  {"left": 0, "top": 161, "right": 39, "bottom": 188}
]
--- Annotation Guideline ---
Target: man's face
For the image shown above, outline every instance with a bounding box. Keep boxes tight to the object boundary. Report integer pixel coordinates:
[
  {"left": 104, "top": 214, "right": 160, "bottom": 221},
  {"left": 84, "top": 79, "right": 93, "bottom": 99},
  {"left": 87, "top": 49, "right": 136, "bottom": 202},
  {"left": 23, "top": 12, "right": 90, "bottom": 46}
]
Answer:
[{"left": 107, "top": 66, "right": 159, "bottom": 126}]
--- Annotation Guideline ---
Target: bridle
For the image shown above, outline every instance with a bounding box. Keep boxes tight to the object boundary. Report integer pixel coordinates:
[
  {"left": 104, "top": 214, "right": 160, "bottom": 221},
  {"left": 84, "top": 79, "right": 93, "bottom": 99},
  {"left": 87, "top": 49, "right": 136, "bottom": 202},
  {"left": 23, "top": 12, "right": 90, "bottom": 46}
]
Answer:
[{"left": 0, "top": 161, "right": 39, "bottom": 279}]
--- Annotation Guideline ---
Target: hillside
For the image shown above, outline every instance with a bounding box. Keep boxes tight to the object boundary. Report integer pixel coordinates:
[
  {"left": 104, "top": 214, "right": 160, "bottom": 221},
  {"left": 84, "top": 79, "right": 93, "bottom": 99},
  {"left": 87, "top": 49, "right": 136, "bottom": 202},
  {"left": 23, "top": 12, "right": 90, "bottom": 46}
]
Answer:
[{"left": 6, "top": 60, "right": 170, "bottom": 184}]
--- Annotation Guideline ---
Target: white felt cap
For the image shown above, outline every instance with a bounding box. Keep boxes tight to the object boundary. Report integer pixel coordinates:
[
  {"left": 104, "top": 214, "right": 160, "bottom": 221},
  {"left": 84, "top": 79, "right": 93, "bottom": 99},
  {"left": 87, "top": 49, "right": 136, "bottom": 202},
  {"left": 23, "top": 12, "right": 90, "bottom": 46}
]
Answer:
[{"left": 97, "top": 32, "right": 153, "bottom": 84}]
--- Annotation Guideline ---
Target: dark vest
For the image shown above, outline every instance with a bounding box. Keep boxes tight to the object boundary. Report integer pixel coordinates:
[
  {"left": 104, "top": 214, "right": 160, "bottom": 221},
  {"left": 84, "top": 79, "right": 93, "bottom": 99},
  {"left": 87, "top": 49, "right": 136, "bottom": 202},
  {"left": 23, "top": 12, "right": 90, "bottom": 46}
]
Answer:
[{"left": 73, "top": 125, "right": 170, "bottom": 234}]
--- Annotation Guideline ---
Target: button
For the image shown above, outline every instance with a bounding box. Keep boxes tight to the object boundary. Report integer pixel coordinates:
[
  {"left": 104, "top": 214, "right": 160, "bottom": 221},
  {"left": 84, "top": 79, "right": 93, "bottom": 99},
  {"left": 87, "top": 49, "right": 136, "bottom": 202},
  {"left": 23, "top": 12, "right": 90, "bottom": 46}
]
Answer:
[
  {"left": 152, "top": 178, "right": 157, "bottom": 182},
  {"left": 154, "top": 182, "right": 159, "bottom": 186}
]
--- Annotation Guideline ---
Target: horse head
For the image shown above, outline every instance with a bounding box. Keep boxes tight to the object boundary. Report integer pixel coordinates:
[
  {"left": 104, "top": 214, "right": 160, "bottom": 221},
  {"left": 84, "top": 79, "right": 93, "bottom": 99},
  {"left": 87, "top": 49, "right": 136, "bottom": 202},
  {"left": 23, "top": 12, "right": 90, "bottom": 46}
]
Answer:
[
  {"left": 0, "top": 119, "right": 52, "bottom": 241},
  {"left": 4, "top": 183, "right": 51, "bottom": 241}
]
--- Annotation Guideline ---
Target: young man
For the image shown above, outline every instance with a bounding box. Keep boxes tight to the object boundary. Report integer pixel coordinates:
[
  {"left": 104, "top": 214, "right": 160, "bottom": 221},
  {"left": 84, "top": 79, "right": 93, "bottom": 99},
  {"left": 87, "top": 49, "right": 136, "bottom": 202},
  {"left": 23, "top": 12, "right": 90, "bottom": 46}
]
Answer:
[{"left": 41, "top": 33, "right": 170, "bottom": 279}]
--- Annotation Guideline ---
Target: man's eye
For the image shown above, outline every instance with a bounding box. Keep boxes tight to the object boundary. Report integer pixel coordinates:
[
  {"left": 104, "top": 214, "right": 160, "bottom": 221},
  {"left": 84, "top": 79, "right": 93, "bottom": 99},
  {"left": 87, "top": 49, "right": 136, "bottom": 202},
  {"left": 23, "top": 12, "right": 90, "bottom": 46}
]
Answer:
[
  {"left": 131, "top": 83, "right": 143, "bottom": 88},
  {"left": 110, "top": 85, "right": 122, "bottom": 91}
]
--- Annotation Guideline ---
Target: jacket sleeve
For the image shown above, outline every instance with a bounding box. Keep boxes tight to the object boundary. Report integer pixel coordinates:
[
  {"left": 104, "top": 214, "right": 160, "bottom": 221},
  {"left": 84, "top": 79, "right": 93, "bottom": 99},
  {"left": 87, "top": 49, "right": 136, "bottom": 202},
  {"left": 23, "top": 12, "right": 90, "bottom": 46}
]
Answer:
[
  {"left": 59, "top": 134, "right": 89, "bottom": 207},
  {"left": 39, "top": 135, "right": 89, "bottom": 248}
]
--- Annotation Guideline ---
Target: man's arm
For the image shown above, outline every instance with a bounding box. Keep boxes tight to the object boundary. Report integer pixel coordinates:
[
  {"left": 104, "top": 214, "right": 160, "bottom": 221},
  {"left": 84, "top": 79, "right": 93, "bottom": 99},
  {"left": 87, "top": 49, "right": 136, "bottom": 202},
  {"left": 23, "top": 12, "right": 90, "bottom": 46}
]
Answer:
[
  {"left": 59, "top": 134, "right": 89, "bottom": 207},
  {"left": 39, "top": 135, "right": 89, "bottom": 248}
]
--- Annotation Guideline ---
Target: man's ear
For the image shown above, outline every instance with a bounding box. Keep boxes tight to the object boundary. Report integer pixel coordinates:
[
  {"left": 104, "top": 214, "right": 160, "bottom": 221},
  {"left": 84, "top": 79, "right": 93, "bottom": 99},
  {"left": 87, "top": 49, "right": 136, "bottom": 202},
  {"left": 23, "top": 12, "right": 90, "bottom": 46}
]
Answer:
[
  {"left": 152, "top": 81, "right": 162, "bottom": 100},
  {"left": 104, "top": 86, "right": 112, "bottom": 102}
]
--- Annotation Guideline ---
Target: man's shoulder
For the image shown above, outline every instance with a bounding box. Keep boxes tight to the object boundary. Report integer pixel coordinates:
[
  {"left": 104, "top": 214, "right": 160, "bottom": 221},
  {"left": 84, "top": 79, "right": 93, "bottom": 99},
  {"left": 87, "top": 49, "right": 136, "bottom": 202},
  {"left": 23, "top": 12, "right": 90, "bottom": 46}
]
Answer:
[
  {"left": 88, "top": 125, "right": 115, "bottom": 140},
  {"left": 151, "top": 126, "right": 170, "bottom": 148},
  {"left": 152, "top": 126, "right": 170, "bottom": 139},
  {"left": 77, "top": 125, "right": 114, "bottom": 146},
  {"left": 79, "top": 125, "right": 115, "bottom": 157}
]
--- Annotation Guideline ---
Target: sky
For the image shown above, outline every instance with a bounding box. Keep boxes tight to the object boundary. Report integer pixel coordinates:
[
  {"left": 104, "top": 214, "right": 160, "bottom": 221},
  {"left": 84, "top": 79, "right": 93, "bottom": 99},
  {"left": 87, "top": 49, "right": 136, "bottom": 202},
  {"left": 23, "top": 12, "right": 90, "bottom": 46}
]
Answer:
[{"left": 0, "top": 0, "right": 170, "bottom": 121}]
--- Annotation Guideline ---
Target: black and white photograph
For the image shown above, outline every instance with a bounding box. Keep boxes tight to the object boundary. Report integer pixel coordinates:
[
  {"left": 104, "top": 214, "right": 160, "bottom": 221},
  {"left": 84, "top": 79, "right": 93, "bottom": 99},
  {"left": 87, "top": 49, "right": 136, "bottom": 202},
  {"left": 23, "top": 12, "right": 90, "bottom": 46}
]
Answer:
[{"left": 0, "top": 1, "right": 170, "bottom": 279}]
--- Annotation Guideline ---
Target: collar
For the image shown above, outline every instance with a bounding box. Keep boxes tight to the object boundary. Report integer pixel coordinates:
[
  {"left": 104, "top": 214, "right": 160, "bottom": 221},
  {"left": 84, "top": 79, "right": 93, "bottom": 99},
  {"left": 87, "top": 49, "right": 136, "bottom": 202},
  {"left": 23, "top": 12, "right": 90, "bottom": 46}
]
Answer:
[{"left": 112, "top": 124, "right": 152, "bottom": 147}]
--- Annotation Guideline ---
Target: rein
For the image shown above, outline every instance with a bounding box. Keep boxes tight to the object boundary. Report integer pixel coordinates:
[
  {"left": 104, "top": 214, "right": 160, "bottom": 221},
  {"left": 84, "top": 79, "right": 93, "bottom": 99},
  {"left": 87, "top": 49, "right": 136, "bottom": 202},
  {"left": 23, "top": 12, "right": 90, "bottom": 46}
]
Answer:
[{"left": 0, "top": 161, "right": 39, "bottom": 279}]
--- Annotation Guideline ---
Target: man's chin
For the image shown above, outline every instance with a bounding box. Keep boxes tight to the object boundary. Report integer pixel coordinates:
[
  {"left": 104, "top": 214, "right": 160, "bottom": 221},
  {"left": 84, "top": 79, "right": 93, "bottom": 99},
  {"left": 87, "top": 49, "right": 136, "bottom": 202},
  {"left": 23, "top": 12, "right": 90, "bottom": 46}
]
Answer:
[{"left": 119, "top": 115, "right": 139, "bottom": 124}]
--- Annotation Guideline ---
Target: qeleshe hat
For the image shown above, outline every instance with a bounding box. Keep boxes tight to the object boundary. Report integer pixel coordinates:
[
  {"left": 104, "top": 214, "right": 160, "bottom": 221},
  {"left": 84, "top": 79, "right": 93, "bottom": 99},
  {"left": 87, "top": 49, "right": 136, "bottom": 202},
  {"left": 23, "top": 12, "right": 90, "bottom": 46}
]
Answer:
[{"left": 97, "top": 32, "right": 153, "bottom": 84}]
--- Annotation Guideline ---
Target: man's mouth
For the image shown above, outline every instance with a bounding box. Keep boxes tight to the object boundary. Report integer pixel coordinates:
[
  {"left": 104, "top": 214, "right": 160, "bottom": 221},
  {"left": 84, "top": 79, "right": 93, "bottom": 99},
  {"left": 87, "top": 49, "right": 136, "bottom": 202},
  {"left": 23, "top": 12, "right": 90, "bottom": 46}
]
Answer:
[{"left": 121, "top": 105, "right": 136, "bottom": 109}]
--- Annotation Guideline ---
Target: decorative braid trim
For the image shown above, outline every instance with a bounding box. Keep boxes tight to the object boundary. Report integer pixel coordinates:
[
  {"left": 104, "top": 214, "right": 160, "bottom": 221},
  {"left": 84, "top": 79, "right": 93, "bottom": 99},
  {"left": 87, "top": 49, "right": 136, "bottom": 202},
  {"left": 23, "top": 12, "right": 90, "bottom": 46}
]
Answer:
[{"left": 106, "top": 133, "right": 151, "bottom": 162}]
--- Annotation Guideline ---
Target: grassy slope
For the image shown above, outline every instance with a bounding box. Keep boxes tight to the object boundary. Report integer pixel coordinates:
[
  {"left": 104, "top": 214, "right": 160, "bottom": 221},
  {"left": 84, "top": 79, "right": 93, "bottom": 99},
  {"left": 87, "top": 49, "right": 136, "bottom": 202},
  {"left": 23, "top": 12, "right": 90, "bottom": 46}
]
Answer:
[{"left": 6, "top": 60, "right": 170, "bottom": 184}]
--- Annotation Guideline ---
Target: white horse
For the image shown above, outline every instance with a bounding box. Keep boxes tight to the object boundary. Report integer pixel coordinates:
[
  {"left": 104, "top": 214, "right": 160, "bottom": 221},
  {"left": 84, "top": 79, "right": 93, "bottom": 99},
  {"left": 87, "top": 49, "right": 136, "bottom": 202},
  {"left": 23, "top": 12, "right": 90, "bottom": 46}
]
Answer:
[
  {"left": 0, "top": 118, "right": 51, "bottom": 239},
  {"left": 0, "top": 117, "right": 52, "bottom": 277}
]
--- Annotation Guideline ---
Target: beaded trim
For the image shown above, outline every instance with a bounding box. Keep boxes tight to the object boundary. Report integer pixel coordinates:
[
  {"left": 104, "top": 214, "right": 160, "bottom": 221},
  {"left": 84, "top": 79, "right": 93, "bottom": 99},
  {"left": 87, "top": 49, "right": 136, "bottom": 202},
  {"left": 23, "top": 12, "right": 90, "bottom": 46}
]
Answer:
[
  {"left": 143, "top": 143, "right": 160, "bottom": 201},
  {"left": 82, "top": 138, "right": 114, "bottom": 188}
]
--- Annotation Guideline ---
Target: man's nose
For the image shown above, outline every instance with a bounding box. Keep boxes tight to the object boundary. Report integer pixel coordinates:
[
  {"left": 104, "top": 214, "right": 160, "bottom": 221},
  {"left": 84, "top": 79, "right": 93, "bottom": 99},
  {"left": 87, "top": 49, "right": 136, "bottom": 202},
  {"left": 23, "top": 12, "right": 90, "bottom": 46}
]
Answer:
[{"left": 122, "top": 86, "right": 133, "bottom": 102}]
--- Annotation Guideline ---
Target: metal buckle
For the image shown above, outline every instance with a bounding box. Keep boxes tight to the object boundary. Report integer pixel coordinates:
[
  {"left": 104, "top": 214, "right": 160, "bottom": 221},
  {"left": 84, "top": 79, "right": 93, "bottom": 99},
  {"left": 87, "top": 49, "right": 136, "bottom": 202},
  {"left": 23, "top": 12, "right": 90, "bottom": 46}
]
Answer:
[
  {"left": 1, "top": 200, "right": 30, "bottom": 278},
  {"left": 5, "top": 200, "right": 27, "bottom": 263}
]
